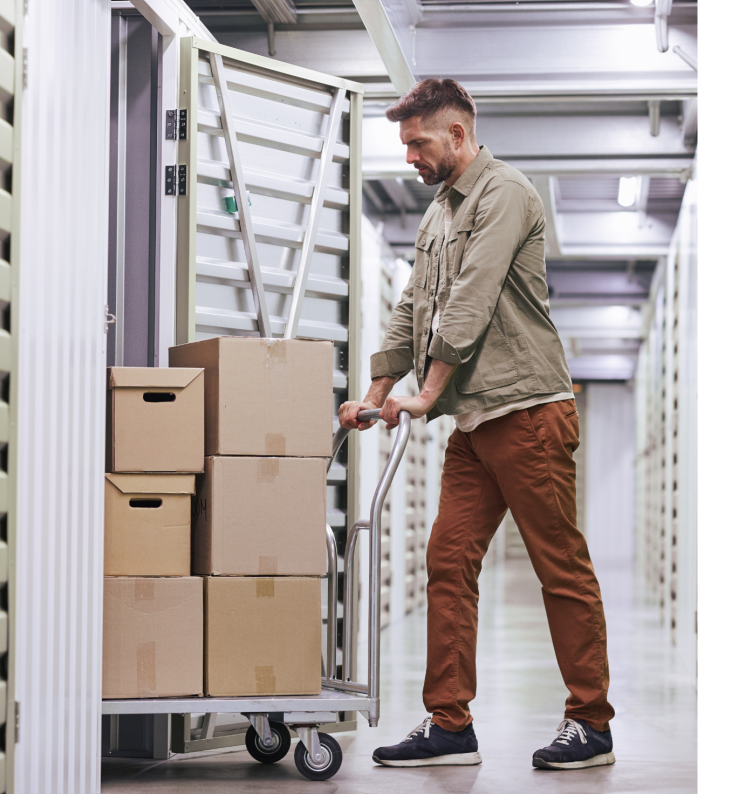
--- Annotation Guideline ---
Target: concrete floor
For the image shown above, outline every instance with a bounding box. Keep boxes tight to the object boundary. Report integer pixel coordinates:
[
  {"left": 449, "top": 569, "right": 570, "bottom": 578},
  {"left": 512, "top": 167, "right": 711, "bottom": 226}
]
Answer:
[{"left": 101, "top": 559, "right": 697, "bottom": 793}]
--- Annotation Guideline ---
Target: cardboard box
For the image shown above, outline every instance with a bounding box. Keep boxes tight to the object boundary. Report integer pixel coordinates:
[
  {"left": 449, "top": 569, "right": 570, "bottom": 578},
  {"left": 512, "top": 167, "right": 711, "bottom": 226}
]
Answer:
[
  {"left": 193, "top": 456, "right": 326, "bottom": 576},
  {"left": 106, "top": 367, "right": 205, "bottom": 473},
  {"left": 168, "top": 337, "right": 333, "bottom": 457},
  {"left": 105, "top": 474, "right": 196, "bottom": 576},
  {"left": 103, "top": 577, "right": 203, "bottom": 699},
  {"left": 204, "top": 577, "right": 321, "bottom": 697}
]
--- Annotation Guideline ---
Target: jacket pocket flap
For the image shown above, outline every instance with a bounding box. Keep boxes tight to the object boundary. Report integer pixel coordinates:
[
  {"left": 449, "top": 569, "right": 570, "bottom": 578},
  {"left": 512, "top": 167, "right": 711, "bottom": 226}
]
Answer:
[
  {"left": 457, "top": 212, "right": 475, "bottom": 232},
  {"left": 415, "top": 231, "right": 437, "bottom": 252}
]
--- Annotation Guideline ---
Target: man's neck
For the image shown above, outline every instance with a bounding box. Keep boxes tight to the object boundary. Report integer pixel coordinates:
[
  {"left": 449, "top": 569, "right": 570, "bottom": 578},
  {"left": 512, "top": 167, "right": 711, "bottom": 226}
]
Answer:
[{"left": 444, "top": 144, "right": 481, "bottom": 187}]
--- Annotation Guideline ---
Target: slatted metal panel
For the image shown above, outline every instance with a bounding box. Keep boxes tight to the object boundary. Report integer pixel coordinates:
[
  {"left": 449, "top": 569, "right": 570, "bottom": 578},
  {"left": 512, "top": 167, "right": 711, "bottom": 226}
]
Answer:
[
  {"left": 175, "top": 35, "right": 363, "bottom": 680},
  {"left": 0, "top": 3, "right": 13, "bottom": 789},
  {"left": 12, "top": 1, "right": 111, "bottom": 792}
]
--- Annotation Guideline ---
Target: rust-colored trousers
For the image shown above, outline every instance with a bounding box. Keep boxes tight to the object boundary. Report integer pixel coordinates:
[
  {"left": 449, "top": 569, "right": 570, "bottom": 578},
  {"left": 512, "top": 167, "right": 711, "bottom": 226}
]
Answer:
[{"left": 424, "top": 399, "right": 614, "bottom": 733}]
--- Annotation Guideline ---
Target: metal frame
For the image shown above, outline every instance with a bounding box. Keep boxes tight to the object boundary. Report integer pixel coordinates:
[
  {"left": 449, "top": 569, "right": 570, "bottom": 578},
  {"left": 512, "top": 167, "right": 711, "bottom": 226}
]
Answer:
[
  {"left": 175, "top": 36, "right": 363, "bottom": 345},
  {"left": 103, "top": 411, "right": 412, "bottom": 764}
]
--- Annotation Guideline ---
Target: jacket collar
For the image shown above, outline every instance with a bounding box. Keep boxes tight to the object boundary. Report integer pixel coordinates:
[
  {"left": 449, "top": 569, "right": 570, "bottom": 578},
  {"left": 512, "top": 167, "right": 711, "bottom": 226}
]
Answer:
[{"left": 434, "top": 145, "right": 493, "bottom": 202}]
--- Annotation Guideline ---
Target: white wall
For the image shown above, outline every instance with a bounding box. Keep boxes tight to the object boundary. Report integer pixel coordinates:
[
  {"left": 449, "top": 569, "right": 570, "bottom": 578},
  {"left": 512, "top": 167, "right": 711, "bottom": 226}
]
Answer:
[{"left": 585, "top": 382, "right": 636, "bottom": 565}]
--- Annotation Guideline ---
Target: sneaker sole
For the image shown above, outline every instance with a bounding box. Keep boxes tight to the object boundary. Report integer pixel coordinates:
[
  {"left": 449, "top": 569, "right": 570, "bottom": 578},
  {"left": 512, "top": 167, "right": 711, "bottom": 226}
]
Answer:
[
  {"left": 373, "top": 752, "right": 482, "bottom": 768},
  {"left": 533, "top": 751, "right": 616, "bottom": 770}
]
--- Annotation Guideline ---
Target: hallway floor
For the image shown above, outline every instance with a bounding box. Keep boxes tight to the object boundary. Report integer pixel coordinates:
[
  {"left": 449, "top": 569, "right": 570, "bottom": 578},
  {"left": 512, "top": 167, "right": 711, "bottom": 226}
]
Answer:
[{"left": 101, "top": 559, "right": 697, "bottom": 793}]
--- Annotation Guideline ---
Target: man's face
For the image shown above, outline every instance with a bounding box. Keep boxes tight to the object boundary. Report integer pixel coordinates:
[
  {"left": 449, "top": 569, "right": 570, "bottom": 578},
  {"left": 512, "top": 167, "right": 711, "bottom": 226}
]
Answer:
[{"left": 399, "top": 116, "right": 457, "bottom": 186}]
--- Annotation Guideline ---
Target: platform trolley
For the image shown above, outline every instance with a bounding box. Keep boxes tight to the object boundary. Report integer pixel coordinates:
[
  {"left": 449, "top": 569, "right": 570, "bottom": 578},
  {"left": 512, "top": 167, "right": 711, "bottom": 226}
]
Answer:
[{"left": 102, "top": 408, "right": 411, "bottom": 781}]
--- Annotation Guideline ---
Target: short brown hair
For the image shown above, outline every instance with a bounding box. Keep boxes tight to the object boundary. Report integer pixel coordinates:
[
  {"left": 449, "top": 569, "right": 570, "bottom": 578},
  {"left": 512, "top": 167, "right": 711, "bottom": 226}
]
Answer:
[{"left": 386, "top": 78, "right": 477, "bottom": 132}]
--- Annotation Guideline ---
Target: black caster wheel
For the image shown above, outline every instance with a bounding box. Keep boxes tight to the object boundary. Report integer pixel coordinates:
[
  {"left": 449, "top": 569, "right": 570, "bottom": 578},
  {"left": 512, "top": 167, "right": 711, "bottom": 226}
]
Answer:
[
  {"left": 245, "top": 721, "right": 291, "bottom": 764},
  {"left": 294, "top": 733, "right": 342, "bottom": 781}
]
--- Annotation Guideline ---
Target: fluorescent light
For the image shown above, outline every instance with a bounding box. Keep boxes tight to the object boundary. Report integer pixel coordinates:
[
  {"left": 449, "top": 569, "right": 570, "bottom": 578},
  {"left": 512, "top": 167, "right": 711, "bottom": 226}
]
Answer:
[
  {"left": 630, "top": 0, "right": 653, "bottom": 6},
  {"left": 416, "top": 175, "right": 424, "bottom": 183},
  {"left": 618, "top": 176, "right": 637, "bottom": 207}
]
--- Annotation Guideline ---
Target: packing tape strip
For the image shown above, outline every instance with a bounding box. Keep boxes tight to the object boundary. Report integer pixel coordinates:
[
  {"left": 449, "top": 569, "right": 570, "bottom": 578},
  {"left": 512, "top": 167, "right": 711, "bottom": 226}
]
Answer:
[
  {"left": 255, "top": 665, "right": 276, "bottom": 694},
  {"left": 137, "top": 641, "right": 157, "bottom": 696},
  {"left": 258, "top": 556, "right": 278, "bottom": 575},
  {"left": 265, "top": 433, "right": 286, "bottom": 455},
  {"left": 261, "top": 339, "right": 289, "bottom": 401},
  {"left": 256, "top": 578, "right": 275, "bottom": 598},
  {"left": 257, "top": 459, "right": 279, "bottom": 483},
  {"left": 135, "top": 579, "right": 155, "bottom": 601}
]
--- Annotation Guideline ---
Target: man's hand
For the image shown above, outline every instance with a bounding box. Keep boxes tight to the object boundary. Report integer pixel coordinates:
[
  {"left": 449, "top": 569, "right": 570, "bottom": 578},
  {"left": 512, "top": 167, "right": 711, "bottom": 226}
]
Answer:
[
  {"left": 338, "top": 400, "right": 380, "bottom": 431},
  {"left": 380, "top": 394, "right": 432, "bottom": 429},
  {"left": 380, "top": 359, "right": 458, "bottom": 429},
  {"left": 339, "top": 376, "right": 399, "bottom": 431}
]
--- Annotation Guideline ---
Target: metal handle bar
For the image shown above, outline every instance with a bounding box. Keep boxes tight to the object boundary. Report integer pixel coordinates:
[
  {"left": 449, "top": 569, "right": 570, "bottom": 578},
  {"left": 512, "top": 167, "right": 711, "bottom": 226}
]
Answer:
[
  {"left": 324, "top": 409, "right": 411, "bottom": 725},
  {"left": 328, "top": 409, "right": 392, "bottom": 473}
]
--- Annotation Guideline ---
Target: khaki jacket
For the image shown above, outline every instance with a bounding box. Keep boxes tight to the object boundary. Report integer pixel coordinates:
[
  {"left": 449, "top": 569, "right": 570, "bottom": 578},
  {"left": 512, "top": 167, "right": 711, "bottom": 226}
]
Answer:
[{"left": 370, "top": 146, "right": 572, "bottom": 421}]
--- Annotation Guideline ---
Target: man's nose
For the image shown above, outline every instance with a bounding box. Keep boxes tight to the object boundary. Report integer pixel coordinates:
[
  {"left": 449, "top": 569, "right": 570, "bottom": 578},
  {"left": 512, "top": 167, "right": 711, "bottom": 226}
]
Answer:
[{"left": 406, "top": 149, "right": 418, "bottom": 165}]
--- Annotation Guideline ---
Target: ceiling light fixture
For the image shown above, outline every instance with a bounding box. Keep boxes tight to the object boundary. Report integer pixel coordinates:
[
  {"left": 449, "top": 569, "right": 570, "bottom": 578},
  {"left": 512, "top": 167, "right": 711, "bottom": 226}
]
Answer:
[
  {"left": 630, "top": 0, "right": 654, "bottom": 7},
  {"left": 618, "top": 176, "right": 638, "bottom": 207}
]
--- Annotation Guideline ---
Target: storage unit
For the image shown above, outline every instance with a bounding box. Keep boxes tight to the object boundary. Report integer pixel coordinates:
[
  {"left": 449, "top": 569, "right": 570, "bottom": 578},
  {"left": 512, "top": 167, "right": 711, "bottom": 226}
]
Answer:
[{"left": 635, "top": 177, "right": 697, "bottom": 669}]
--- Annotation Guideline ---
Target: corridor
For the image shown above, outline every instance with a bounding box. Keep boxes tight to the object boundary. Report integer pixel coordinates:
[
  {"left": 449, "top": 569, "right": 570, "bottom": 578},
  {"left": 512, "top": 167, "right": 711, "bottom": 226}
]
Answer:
[{"left": 101, "top": 558, "right": 696, "bottom": 793}]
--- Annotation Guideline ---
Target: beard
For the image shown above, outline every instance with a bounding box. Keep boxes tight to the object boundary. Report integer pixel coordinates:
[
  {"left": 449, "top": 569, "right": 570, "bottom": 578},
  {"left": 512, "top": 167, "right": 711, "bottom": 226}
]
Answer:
[{"left": 418, "top": 140, "right": 458, "bottom": 186}]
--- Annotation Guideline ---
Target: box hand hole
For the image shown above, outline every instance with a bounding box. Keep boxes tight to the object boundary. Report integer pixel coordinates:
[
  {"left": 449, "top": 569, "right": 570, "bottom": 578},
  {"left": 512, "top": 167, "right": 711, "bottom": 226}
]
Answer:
[
  {"left": 143, "top": 392, "right": 176, "bottom": 403},
  {"left": 129, "top": 498, "right": 163, "bottom": 509}
]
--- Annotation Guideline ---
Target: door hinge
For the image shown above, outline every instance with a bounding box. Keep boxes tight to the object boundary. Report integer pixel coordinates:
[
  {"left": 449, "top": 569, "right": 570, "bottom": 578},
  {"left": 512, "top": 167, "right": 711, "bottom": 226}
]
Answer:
[
  {"left": 15, "top": 701, "right": 19, "bottom": 743},
  {"left": 165, "top": 109, "right": 187, "bottom": 141},
  {"left": 165, "top": 165, "right": 187, "bottom": 197}
]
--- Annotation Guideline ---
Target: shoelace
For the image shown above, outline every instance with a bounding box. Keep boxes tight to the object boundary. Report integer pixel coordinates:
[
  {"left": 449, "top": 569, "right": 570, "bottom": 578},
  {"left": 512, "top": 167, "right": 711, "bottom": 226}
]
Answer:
[
  {"left": 555, "top": 719, "right": 587, "bottom": 746},
  {"left": 404, "top": 716, "right": 432, "bottom": 742}
]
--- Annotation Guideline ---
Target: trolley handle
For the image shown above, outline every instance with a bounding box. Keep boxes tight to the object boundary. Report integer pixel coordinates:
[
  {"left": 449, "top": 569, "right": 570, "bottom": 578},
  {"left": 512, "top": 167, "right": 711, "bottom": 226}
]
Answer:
[
  {"left": 329, "top": 408, "right": 408, "bottom": 473},
  {"left": 325, "top": 409, "right": 411, "bottom": 718}
]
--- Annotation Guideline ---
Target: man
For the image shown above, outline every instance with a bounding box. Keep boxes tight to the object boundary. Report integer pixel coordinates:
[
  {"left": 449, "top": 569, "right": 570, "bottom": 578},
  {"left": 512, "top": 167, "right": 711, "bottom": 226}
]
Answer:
[{"left": 339, "top": 79, "right": 615, "bottom": 771}]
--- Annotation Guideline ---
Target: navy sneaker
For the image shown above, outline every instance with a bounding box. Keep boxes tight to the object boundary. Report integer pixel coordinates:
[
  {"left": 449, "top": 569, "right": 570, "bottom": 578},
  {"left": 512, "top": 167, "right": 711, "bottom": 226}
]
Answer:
[
  {"left": 373, "top": 717, "right": 482, "bottom": 767},
  {"left": 533, "top": 718, "right": 615, "bottom": 770}
]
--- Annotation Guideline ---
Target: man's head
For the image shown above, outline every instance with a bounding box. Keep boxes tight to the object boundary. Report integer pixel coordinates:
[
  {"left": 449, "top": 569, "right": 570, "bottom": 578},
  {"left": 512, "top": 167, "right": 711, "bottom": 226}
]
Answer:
[{"left": 386, "top": 78, "right": 478, "bottom": 186}]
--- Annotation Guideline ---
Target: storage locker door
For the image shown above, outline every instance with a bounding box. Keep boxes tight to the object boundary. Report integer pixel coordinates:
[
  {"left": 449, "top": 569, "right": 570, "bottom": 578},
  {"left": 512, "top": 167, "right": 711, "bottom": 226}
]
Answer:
[{"left": 175, "top": 37, "right": 363, "bottom": 684}]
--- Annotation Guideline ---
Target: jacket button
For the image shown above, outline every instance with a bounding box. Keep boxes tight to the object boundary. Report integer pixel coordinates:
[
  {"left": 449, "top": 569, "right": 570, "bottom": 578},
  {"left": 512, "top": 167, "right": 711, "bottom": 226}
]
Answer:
[{"left": 420, "top": 237, "right": 427, "bottom": 245}]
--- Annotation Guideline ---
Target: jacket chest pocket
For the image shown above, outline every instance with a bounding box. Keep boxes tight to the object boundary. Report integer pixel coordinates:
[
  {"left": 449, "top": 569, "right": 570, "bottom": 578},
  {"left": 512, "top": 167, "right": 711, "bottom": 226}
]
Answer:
[
  {"left": 448, "top": 212, "right": 475, "bottom": 278},
  {"left": 413, "top": 231, "right": 437, "bottom": 289}
]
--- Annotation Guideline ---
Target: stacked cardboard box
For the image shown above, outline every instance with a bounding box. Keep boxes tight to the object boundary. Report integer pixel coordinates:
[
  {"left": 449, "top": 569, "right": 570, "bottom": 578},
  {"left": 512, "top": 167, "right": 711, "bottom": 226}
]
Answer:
[
  {"left": 169, "top": 337, "right": 333, "bottom": 697},
  {"left": 102, "top": 367, "right": 205, "bottom": 699}
]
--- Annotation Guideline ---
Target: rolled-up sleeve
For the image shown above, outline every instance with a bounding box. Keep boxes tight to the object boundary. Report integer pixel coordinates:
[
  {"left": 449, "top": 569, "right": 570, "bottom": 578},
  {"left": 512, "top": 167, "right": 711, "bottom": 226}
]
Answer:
[
  {"left": 428, "top": 177, "right": 530, "bottom": 365},
  {"left": 370, "top": 267, "right": 416, "bottom": 381}
]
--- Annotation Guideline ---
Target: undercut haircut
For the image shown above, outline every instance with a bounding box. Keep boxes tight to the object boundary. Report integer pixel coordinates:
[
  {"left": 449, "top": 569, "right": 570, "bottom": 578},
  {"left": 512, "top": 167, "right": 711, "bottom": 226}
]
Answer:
[{"left": 385, "top": 78, "right": 477, "bottom": 137}]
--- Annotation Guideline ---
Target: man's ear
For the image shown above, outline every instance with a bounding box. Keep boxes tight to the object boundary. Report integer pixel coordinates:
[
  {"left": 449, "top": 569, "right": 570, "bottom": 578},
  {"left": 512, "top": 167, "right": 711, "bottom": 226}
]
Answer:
[{"left": 450, "top": 122, "right": 467, "bottom": 149}]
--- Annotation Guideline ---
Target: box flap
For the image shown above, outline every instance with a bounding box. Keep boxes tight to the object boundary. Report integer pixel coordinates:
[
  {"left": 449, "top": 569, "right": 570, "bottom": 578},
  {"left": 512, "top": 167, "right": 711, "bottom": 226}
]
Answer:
[
  {"left": 108, "top": 367, "right": 204, "bottom": 389},
  {"left": 105, "top": 473, "right": 196, "bottom": 495}
]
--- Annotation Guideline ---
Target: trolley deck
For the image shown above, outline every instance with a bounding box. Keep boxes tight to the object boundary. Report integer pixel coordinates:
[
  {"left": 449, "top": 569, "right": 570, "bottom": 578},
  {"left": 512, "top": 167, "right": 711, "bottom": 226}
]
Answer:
[{"left": 103, "top": 408, "right": 411, "bottom": 780}]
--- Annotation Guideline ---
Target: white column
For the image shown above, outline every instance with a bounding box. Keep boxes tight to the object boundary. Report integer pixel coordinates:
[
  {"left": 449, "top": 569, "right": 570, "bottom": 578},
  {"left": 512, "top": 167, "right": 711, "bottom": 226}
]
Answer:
[{"left": 14, "top": 2, "right": 111, "bottom": 792}]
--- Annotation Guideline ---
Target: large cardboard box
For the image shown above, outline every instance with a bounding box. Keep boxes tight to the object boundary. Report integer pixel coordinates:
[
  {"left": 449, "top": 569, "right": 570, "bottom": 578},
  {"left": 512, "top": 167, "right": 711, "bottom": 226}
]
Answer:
[
  {"left": 106, "top": 367, "right": 205, "bottom": 473},
  {"left": 105, "top": 474, "right": 196, "bottom": 576},
  {"left": 204, "top": 577, "right": 321, "bottom": 697},
  {"left": 168, "top": 337, "right": 333, "bottom": 457},
  {"left": 193, "top": 456, "right": 326, "bottom": 576},
  {"left": 103, "top": 577, "right": 203, "bottom": 699}
]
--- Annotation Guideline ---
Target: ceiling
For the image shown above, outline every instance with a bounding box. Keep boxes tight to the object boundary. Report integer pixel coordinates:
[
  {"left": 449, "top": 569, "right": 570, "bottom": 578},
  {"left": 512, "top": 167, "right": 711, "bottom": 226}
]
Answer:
[{"left": 188, "top": 0, "right": 697, "bottom": 381}]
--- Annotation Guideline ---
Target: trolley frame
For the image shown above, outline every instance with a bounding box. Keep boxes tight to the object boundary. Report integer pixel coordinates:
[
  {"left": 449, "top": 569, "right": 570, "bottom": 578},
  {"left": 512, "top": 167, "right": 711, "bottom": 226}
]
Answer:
[{"left": 102, "top": 409, "right": 411, "bottom": 765}]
